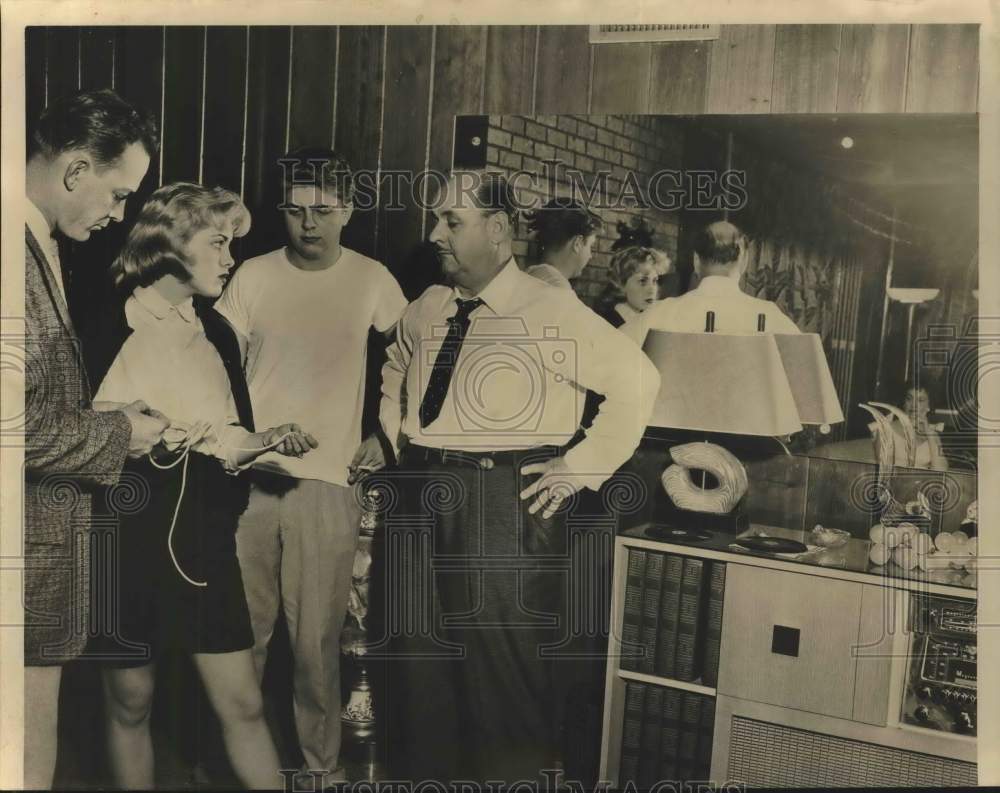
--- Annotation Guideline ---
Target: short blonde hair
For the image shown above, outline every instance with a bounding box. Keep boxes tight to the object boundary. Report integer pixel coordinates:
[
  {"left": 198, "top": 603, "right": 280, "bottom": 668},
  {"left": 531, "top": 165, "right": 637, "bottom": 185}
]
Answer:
[
  {"left": 607, "top": 246, "right": 671, "bottom": 289},
  {"left": 111, "top": 182, "right": 250, "bottom": 292}
]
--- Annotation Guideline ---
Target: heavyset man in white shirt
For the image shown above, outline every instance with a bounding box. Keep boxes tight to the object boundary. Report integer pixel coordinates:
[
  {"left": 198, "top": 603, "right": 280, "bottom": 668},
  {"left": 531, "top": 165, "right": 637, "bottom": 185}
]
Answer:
[
  {"left": 378, "top": 171, "right": 659, "bottom": 781},
  {"left": 621, "top": 220, "right": 801, "bottom": 346},
  {"left": 215, "top": 149, "right": 407, "bottom": 780}
]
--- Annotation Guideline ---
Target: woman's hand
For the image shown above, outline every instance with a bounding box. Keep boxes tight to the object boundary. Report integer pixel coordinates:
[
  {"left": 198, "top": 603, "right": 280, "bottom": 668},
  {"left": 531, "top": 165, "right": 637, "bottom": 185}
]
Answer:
[{"left": 265, "top": 423, "right": 319, "bottom": 458}]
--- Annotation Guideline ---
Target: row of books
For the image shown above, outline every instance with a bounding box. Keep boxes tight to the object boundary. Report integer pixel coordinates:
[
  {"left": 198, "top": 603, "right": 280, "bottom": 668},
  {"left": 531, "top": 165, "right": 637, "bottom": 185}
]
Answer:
[
  {"left": 620, "top": 548, "right": 726, "bottom": 685},
  {"left": 619, "top": 682, "right": 715, "bottom": 787}
]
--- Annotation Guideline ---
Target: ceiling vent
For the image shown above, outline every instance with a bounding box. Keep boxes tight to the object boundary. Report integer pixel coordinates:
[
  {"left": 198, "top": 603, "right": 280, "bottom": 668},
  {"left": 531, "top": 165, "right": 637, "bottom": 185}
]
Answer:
[{"left": 589, "top": 24, "right": 720, "bottom": 44}]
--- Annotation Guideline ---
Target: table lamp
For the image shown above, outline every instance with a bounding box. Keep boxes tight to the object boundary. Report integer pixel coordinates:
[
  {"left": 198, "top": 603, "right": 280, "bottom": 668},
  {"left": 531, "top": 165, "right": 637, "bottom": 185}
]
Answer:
[{"left": 641, "top": 329, "right": 844, "bottom": 542}]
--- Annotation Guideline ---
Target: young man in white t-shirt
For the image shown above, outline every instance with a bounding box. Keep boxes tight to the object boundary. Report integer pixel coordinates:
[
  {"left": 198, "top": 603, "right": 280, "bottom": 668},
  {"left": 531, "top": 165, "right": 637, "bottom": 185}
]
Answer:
[{"left": 215, "top": 148, "right": 407, "bottom": 779}]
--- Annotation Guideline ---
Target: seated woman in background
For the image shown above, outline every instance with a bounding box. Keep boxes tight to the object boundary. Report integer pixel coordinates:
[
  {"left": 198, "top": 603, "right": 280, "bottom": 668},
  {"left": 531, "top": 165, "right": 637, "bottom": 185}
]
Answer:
[
  {"left": 94, "top": 183, "right": 318, "bottom": 790},
  {"left": 524, "top": 197, "right": 603, "bottom": 290},
  {"left": 594, "top": 245, "right": 671, "bottom": 327},
  {"left": 868, "top": 385, "right": 949, "bottom": 471}
]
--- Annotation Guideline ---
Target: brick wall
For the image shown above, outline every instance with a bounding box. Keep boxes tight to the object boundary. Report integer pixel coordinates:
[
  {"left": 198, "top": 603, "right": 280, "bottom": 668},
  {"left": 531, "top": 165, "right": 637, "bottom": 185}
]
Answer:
[{"left": 486, "top": 114, "right": 685, "bottom": 305}]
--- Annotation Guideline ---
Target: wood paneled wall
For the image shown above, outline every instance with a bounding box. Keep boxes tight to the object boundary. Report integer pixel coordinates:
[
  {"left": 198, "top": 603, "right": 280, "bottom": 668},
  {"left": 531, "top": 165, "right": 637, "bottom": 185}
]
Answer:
[{"left": 26, "top": 24, "right": 979, "bottom": 281}]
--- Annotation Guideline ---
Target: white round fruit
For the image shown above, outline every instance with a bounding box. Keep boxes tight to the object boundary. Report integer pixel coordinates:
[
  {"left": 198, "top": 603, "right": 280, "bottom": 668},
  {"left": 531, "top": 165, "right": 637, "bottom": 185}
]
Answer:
[
  {"left": 965, "top": 539, "right": 977, "bottom": 557},
  {"left": 869, "top": 523, "right": 886, "bottom": 544},
  {"left": 935, "top": 532, "right": 956, "bottom": 552},
  {"left": 952, "top": 531, "right": 969, "bottom": 545},
  {"left": 869, "top": 543, "right": 891, "bottom": 566},
  {"left": 893, "top": 546, "right": 918, "bottom": 570},
  {"left": 896, "top": 523, "right": 919, "bottom": 546},
  {"left": 913, "top": 533, "right": 933, "bottom": 555}
]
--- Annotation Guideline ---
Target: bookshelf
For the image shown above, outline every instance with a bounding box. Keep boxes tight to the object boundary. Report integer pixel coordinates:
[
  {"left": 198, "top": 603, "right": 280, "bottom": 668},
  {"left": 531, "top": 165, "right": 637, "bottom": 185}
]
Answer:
[
  {"left": 617, "top": 670, "right": 715, "bottom": 698},
  {"left": 600, "top": 537, "right": 724, "bottom": 787}
]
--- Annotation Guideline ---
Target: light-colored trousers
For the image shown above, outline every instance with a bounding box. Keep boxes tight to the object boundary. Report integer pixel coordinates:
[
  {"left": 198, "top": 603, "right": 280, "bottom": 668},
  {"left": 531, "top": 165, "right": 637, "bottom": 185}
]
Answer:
[{"left": 235, "top": 474, "right": 361, "bottom": 773}]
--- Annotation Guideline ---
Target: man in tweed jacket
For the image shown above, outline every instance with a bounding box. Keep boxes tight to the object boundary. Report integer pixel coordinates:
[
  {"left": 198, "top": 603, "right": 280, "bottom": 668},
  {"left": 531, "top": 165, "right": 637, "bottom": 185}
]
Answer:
[{"left": 24, "top": 89, "right": 167, "bottom": 789}]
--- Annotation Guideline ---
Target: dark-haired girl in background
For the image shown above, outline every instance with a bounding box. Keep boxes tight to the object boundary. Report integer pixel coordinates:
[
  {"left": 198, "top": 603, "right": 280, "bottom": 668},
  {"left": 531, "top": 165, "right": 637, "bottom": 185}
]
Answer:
[
  {"left": 524, "top": 197, "right": 603, "bottom": 290},
  {"left": 93, "top": 183, "right": 317, "bottom": 789}
]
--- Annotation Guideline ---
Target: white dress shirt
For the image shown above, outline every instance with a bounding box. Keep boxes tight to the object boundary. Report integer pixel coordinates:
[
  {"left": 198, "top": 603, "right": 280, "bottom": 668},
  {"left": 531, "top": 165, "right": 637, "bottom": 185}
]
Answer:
[
  {"left": 380, "top": 258, "right": 661, "bottom": 490},
  {"left": 621, "top": 275, "right": 801, "bottom": 347},
  {"left": 526, "top": 263, "right": 573, "bottom": 291},
  {"left": 95, "top": 286, "right": 253, "bottom": 471},
  {"left": 25, "top": 198, "right": 67, "bottom": 304}
]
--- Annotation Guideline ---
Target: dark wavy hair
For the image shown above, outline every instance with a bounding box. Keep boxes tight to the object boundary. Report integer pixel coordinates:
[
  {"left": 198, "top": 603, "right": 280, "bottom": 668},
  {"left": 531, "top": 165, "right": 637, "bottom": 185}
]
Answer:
[
  {"left": 526, "top": 198, "right": 602, "bottom": 254},
  {"left": 29, "top": 89, "right": 158, "bottom": 168},
  {"left": 611, "top": 216, "right": 655, "bottom": 251},
  {"left": 111, "top": 182, "right": 251, "bottom": 292},
  {"left": 279, "top": 147, "right": 355, "bottom": 203}
]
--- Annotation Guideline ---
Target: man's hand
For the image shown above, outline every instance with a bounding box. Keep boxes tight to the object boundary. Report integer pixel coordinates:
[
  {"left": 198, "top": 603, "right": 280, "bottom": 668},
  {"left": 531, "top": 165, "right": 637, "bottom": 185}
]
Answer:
[
  {"left": 348, "top": 434, "right": 387, "bottom": 484},
  {"left": 266, "top": 423, "right": 319, "bottom": 458},
  {"left": 123, "top": 400, "right": 170, "bottom": 458},
  {"left": 519, "top": 456, "right": 583, "bottom": 519}
]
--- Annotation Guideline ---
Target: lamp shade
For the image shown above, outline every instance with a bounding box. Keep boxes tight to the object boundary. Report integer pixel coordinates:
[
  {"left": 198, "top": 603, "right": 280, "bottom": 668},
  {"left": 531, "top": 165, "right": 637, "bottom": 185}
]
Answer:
[
  {"left": 642, "top": 331, "right": 805, "bottom": 435},
  {"left": 887, "top": 287, "right": 940, "bottom": 304},
  {"left": 773, "top": 333, "right": 845, "bottom": 426}
]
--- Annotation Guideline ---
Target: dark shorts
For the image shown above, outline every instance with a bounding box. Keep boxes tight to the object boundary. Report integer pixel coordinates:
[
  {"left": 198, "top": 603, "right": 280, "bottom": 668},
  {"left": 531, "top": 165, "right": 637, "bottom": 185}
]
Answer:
[{"left": 89, "top": 452, "right": 253, "bottom": 667}]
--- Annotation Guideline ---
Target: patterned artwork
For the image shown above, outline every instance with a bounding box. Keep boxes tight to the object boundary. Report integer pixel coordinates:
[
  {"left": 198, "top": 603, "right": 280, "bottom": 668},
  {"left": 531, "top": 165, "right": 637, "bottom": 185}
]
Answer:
[{"left": 742, "top": 238, "right": 847, "bottom": 344}]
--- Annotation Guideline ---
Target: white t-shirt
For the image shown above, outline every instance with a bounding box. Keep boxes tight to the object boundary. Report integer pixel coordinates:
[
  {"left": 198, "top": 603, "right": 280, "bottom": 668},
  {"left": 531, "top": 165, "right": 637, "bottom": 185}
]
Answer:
[{"left": 216, "top": 246, "right": 407, "bottom": 485}]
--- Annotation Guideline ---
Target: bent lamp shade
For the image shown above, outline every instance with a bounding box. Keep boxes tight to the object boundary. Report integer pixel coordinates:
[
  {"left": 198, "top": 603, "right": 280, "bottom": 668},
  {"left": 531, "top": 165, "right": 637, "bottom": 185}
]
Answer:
[{"left": 640, "top": 330, "right": 844, "bottom": 541}]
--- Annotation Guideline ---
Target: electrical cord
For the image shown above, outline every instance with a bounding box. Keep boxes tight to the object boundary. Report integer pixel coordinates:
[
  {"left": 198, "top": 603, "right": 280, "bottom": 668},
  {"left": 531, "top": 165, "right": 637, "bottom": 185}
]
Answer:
[{"left": 148, "top": 429, "right": 297, "bottom": 588}]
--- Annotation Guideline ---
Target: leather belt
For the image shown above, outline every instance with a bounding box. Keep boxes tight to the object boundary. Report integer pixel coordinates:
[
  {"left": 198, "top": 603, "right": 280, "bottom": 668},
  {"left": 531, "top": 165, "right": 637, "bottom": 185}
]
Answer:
[{"left": 401, "top": 444, "right": 561, "bottom": 470}]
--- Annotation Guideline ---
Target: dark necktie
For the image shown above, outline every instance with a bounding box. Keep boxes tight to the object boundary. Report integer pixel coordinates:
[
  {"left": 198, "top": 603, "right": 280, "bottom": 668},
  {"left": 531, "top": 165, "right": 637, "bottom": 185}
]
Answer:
[{"left": 419, "top": 297, "right": 483, "bottom": 428}]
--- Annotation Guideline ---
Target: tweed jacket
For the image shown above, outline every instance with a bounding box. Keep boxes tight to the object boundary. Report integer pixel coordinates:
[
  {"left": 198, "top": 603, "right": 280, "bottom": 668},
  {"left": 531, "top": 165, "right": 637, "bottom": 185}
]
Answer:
[{"left": 24, "top": 225, "right": 131, "bottom": 665}]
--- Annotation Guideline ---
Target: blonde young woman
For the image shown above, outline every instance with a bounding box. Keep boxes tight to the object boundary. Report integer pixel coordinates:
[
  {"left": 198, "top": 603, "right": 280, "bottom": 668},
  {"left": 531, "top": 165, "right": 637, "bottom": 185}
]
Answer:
[
  {"left": 93, "top": 183, "right": 317, "bottom": 789},
  {"left": 595, "top": 245, "right": 671, "bottom": 327}
]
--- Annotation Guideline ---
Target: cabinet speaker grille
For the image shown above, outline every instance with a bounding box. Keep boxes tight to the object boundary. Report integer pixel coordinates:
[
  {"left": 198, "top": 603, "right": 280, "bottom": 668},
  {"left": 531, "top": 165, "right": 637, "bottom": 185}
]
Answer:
[{"left": 727, "top": 716, "right": 976, "bottom": 788}]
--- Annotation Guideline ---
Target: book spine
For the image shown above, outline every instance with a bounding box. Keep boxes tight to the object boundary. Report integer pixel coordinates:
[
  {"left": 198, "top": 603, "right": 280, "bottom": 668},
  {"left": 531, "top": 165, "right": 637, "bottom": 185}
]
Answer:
[
  {"left": 659, "top": 687, "right": 683, "bottom": 782},
  {"left": 620, "top": 549, "right": 647, "bottom": 672},
  {"left": 675, "top": 557, "right": 706, "bottom": 681},
  {"left": 654, "top": 553, "right": 685, "bottom": 678},
  {"left": 701, "top": 561, "right": 727, "bottom": 687},
  {"left": 618, "top": 682, "right": 646, "bottom": 786},
  {"left": 697, "top": 695, "right": 716, "bottom": 779},
  {"left": 677, "top": 692, "right": 702, "bottom": 781},
  {"left": 637, "top": 685, "right": 664, "bottom": 790},
  {"left": 639, "top": 551, "right": 666, "bottom": 674}
]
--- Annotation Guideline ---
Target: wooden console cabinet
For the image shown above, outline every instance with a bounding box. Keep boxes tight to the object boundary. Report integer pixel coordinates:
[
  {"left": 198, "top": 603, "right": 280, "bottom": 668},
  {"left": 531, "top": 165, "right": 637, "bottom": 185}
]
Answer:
[{"left": 599, "top": 526, "right": 977, "bottom": 788}]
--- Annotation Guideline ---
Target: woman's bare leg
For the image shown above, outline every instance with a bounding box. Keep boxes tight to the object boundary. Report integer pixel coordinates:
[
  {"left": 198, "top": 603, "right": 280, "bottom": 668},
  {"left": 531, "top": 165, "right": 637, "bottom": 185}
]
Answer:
[
  {"left": 192, "top": 650, "right": 281, "bottom": 790},
  {"left": 102, "top": 663, "right": 156, "bottom": 790}
]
